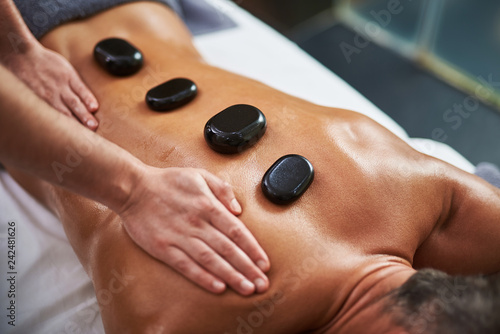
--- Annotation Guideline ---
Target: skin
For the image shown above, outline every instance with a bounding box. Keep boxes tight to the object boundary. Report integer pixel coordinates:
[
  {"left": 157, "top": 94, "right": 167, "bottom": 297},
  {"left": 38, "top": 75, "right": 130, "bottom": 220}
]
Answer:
[{"left": 6, "top": 2, "right": 500, "bottom": 333}]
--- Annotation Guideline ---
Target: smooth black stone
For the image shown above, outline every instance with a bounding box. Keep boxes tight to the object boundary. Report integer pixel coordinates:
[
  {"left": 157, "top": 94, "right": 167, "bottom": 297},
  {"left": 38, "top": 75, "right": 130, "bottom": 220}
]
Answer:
[
  {"left": 146, "top": 78, "right": 198, "bottom": 111},
  {"left": 204, "top": 104, "right": 267, "bottom": 154},
  {"left": 94, "top": 38, "right": 143, "bottom": 76},
  {"left": 262, "top": 155, "right": 314, "bottom": 205}
]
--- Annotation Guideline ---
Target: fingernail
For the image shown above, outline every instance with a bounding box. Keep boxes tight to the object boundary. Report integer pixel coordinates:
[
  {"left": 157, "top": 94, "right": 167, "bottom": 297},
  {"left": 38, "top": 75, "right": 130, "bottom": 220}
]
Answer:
[
  {"left": 240, "top": 279, "right": 255, "bottom": 292},
  {"left": 89, "top": 101, "right": 98, "bottom": 110},
  {"left": 87, "top": 119, "right": 98, "bottom": 128},
  {"left": 212, "top": 281, "right": 226, "bottom": 292},
  {"left": 254, "top": 278, "right": 266, "bottom": 292},
  {"left": 257, "top": 260, "right": 268, "bottom": 272},
  {"left": 230, "top": 198, "right": 242, "bottom": 213}
]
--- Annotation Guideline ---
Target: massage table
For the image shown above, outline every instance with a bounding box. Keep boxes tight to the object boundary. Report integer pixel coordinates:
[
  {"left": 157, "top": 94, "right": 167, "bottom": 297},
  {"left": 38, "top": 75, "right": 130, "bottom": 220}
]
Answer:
[{"left": 0, "top": 0, "right": 475, "bottom": 333}]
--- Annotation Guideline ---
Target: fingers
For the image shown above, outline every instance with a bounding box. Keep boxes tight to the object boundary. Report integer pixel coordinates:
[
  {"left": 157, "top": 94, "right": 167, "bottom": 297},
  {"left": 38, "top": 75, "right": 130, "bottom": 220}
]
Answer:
[
  {"left": 207, "top": 201, "right": 271, "bottom": 274},
  {"left": 199, "top": 227, "right": 270, "bottom": 293},
  {"left": 69, "top": 75, "right": 99, "bottom": 129},
  {"left": 48, "top": 96, "right": 73, "bottom": 118},
  {"left": 181, "top": 238, "right": 260, "bottom": 295},
  {"left": 196, "top": 172, "right": 271, "bottom": 292},
  {"left": 69, "top": 75, "right": 99, "bottom": 113},
  {"left": 198, "top": 169, "right": 271, "bottom": 272},
  {"left": 38, "top": 73, "right": 99, "bottom": 131},
  {"left": 61, "top": 91, "right": 99, "bottom": 130},
  {"left": 201, "top": 170, "right": 242, "bottom": 215},
  {"left": 163, "top": 246, "right": 227, "bottom": 294}
]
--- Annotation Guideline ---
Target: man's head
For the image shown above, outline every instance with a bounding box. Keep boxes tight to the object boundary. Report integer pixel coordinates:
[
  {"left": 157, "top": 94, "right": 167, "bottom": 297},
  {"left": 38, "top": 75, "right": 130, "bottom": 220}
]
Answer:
[{"left": 383, "top": 269, "right": 500, "bottom": 334}]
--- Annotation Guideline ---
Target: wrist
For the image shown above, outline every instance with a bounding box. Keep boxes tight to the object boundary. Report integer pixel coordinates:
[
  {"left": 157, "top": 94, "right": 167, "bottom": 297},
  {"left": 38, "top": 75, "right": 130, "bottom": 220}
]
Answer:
[
  {"left": 0, "top": 1, "right": 38, "bottom": 59},
  {"left": 0, "top": 37, "right": 38, "bottom": 66},
  {"left": 107, "top": 157, "right": 149, "bottom": 215}
]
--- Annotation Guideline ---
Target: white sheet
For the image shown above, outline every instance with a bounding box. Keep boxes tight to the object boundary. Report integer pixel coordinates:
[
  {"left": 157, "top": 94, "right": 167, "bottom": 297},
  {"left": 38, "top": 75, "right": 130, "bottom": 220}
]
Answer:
[{"left": 0, "top": 1, "right": 475, "bottom": 333}]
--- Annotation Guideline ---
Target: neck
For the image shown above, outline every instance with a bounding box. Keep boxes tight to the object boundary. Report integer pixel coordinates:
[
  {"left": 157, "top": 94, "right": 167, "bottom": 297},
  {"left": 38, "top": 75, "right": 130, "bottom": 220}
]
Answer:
[{"left": 323, "top": 257, "right": 416, "bottom": 334}]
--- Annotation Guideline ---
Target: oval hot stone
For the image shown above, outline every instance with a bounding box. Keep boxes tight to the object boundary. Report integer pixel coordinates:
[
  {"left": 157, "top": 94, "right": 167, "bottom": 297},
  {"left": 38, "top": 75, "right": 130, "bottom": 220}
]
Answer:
[
  {"left": 146, "top": 78, "right": 198, "bottom": 111},
  {"left": 261, "top": 154, "right": 314, "bottom": 205},
  {"left": 204, "top": 104, "right": 267, "bottom": 154},
  {"left": 94, "top": 38, "right": 143, "bottom": 76}
]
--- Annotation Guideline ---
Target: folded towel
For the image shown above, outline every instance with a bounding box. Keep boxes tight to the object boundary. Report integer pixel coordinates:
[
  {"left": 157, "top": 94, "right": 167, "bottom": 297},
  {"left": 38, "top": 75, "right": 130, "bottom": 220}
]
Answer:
[
  {"left": 14, "top": 0, "right": 236, "bottom": 39},
  {"left": 475, "top": 162, "right": 500, "bottom": 189},
  {"left": 182, "top": 0, "right": 237, "bottom": 35}
]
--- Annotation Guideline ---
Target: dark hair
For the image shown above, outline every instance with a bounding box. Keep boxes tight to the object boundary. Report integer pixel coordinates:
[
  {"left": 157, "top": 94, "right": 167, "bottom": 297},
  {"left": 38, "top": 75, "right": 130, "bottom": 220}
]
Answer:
[{"left": 383, "top": 269, "right": 500, "bottom": 334}]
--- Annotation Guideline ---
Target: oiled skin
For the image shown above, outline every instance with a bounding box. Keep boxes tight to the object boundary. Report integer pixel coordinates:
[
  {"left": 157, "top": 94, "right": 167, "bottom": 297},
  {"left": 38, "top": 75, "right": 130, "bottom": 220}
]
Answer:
[{"left": 9, "top": 3, "right": 500, "bottom": 333}]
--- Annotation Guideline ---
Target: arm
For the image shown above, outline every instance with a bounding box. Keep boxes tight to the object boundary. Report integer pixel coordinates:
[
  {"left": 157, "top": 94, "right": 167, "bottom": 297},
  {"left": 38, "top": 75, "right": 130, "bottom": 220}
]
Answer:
[
  {"left": 0, "top": 65, "right": 270, "bottom": 295},
  {"left": 0, "top": 0, "right": 99, "bottom": 129}
]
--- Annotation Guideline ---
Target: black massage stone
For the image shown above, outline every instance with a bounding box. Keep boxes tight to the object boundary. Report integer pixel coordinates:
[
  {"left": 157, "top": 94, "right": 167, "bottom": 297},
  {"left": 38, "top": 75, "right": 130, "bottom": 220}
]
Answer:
[
  {"left": 204, "top": 104, "right": 267, "bottom": 154},
  {"left": 262, "top": 154, "right": 314, "bottom": 205},
  {"left": 146, "top": 78, "right": 198, "bottom": 111},
  {"left": 94, "top": 38, "right": 143, "bottom": 76}
]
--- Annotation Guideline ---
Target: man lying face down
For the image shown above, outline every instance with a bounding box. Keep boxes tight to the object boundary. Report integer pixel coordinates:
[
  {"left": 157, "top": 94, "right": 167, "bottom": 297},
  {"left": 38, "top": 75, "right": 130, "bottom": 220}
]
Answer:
[{"left": 6, "top": 2, "right": 500, "bottom": 333}]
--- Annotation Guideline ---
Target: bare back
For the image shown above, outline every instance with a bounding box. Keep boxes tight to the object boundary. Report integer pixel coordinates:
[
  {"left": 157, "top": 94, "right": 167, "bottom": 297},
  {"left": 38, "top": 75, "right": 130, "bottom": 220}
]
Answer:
[{"left": 9, "top": 3, "right": 500, "bottom": 333}]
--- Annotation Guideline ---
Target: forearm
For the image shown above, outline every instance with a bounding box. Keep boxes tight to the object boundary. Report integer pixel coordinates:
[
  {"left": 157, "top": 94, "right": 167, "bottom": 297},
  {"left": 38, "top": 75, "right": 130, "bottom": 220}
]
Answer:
[
  {"left": 0, "top": 0, "right": 37, "bottom": 58},
  {"left": 0, "top": 64, "right": 139, "bottom": 212}
]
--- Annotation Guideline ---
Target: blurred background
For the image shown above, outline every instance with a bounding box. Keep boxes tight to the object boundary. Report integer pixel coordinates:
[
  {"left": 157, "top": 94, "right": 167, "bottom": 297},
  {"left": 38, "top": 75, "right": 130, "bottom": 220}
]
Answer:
[{"left": 235, "top": 0, "right": 500, "bottom": 166}]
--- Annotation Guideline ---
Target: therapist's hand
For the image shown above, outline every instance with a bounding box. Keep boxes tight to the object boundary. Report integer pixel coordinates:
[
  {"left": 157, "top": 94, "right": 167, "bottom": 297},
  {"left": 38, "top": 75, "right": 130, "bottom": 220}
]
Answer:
[
  {"left": 118, "top": 167, "right": 271, "bottom": 296},
  {"left": 2, "top": 43, "right": 99, "bottom": 130}
]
